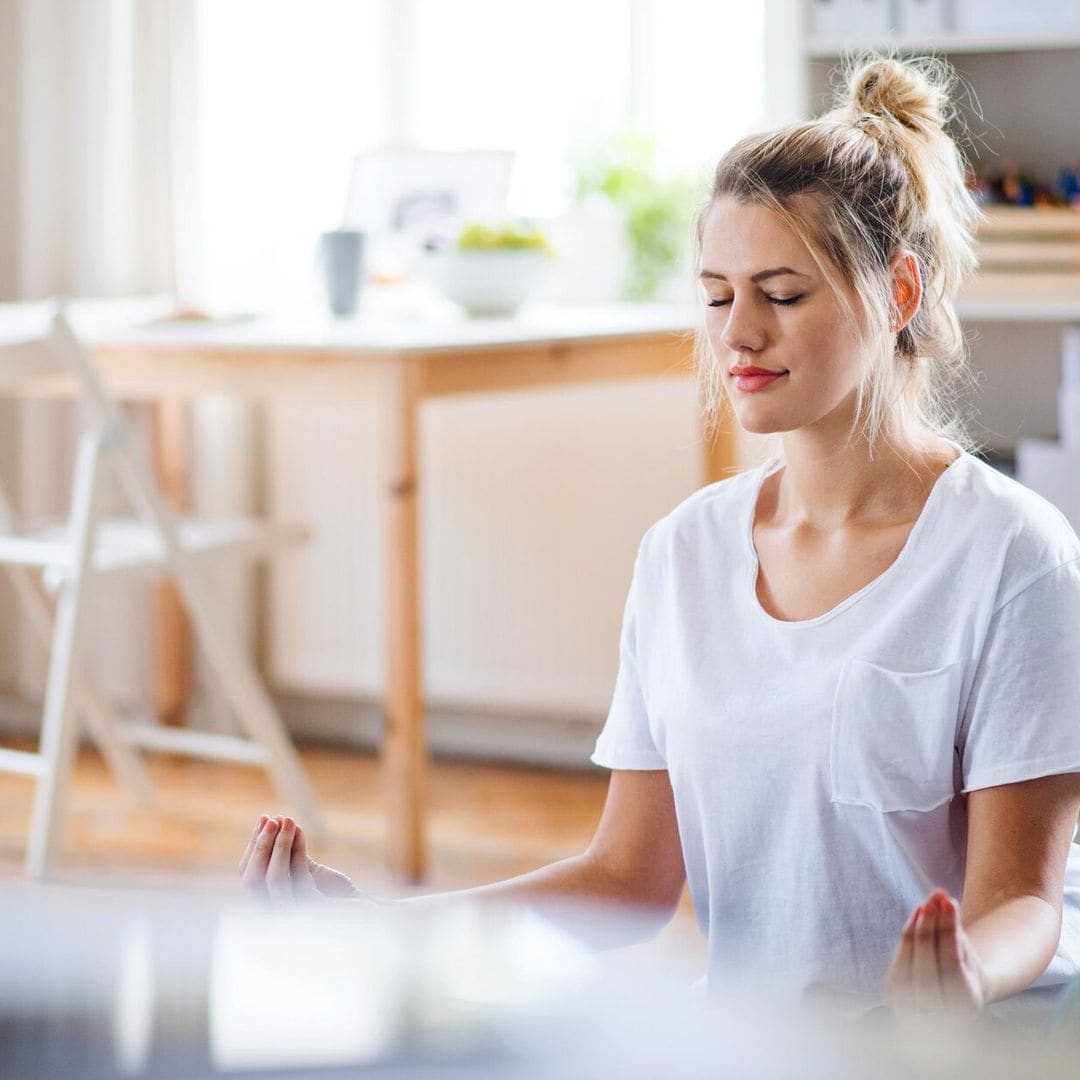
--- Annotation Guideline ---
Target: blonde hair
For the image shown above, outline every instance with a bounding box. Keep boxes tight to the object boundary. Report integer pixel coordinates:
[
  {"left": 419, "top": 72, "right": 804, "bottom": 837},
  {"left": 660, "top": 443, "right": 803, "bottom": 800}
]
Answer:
[{"left": 693, "top": 54, "right": 982, "bottom": 456}]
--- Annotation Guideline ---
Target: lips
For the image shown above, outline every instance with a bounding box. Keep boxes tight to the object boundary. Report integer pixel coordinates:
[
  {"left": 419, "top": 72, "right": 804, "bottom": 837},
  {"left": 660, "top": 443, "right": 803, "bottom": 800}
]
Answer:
[
  {"left": 730, "top": 366, "right": 788, "bottom": 393},
  {"left": 729, "top": 366, "right": 787, "bottom": 377}
]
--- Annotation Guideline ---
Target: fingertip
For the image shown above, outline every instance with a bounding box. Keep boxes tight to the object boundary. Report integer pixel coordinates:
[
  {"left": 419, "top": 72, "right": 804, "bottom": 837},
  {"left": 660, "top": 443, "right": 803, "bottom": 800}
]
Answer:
[
  {"left": 930, "top": 887, "right": 953, "bottom": 909},
  {"left": 903, "top": 907, "right": 920, "bottom": 936}
]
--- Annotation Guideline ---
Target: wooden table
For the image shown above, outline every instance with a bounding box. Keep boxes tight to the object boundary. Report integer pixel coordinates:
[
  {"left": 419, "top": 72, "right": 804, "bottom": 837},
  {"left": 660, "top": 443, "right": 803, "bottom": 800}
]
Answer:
[{"left": 68, "top": 298, "right": 730, "bottom": 880}]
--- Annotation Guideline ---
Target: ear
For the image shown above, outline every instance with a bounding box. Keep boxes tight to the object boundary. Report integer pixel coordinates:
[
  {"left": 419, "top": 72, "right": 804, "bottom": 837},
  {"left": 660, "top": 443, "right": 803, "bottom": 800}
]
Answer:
[{"left": 889, "top": 252, "right": 922, "bottom": 333}]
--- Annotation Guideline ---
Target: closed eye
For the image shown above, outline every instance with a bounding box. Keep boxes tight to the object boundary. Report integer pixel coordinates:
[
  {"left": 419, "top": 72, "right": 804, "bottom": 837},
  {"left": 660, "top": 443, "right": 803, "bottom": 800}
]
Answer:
[{"left": 705, "top": 295, "right": 803, "bottom": 308}]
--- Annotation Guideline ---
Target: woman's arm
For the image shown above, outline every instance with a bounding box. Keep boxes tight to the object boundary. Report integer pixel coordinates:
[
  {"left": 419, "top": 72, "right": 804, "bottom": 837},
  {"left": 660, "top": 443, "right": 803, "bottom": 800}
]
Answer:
[
  {"left": 960, "top": 771, "right": 1080, "bottom": 1003},
  {"left": 886, "top": 771, "right": 1080, "bottom": 1014},
  {"left": 240, "top": 768, "right": 687, "bottom": 948}
]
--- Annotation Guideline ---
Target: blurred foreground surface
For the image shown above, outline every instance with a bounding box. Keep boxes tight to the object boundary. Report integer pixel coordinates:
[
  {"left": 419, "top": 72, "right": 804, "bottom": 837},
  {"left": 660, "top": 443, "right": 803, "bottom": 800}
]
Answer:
[{"left": 2, "top": 882, "right": 1080, "bottom": 1078}]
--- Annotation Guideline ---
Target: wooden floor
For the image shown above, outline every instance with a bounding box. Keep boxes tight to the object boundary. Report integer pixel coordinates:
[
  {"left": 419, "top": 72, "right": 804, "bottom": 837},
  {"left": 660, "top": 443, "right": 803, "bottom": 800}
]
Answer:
[{"left": 0, "top": 740, "right": 703, "bottom": 958}]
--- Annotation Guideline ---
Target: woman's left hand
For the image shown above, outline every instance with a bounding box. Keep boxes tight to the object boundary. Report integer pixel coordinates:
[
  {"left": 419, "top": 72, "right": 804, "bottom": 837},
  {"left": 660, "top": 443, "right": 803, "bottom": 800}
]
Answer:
[
  {"left": 240, "top": 815, "right": 361, "bottom": 908},
  {"left": 885, "top": 887, "right": 986, "bottom": 1017}
]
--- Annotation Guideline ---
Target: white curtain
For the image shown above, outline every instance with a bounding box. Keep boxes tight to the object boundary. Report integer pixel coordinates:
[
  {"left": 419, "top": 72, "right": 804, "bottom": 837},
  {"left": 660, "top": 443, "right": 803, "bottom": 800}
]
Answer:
[{"left": 0, "top": 0, "right": 195, "bottom": 708}]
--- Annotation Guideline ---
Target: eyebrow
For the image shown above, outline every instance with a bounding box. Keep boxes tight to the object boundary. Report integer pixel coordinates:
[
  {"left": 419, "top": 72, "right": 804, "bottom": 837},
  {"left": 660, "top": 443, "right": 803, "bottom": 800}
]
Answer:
[{"left": 698, "top": 266, "right": 811, "bottom": 283}]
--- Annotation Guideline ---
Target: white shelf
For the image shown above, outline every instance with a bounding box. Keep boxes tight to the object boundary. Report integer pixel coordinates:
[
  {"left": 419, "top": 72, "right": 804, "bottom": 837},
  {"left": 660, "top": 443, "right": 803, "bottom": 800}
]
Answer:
[
  {"left": 807, "top": 31, "right": 1080, "bottom": 58},
  {"left": 957, "top": 298, "right": 1080, "bottom": 322}
]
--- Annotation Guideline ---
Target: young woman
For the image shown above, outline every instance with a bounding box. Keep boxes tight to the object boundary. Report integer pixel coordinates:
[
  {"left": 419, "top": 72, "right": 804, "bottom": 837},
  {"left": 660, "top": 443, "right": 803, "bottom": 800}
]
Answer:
[{"left": 240, "top": 55, "right": 1080, "bottom": 1022}]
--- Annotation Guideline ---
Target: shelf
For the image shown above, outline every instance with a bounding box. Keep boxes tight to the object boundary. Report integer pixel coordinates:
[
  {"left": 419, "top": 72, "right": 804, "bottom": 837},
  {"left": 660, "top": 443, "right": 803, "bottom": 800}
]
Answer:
[
  {"left": 980, "top": 207, "right": 1080, "bottom": 234},
  {"left": 800, "top": 5, "right": 1080, "bottom": 328},
  {"left": 806, "top": 31, "right": 1080, "bottom": 58},
  {"left": 963, "top": 208, "right": 1080, "bottom": 317},
  {"left": 958, "top": 274, "right": 1080, "bottom": 321}
]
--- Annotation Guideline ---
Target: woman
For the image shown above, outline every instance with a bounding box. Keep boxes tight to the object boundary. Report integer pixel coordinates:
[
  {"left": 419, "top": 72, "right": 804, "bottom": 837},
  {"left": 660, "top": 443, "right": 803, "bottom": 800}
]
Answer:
[{"left": 241, "top": 55, "right": 1080, "bottom": 1021}]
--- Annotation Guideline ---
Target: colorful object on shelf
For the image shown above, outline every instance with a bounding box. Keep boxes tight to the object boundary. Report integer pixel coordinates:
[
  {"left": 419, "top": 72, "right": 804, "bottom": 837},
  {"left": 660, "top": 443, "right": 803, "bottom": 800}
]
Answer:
[
  {"left": 967, "top": 162, "right": 1080, "bottom": 209},
  {"left": 1059, "top": 167, "right": 1080, "bottom": 206}
]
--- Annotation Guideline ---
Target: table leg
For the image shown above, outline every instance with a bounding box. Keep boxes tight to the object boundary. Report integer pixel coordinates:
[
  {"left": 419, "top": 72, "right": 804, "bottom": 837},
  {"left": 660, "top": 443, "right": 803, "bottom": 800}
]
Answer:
[
  {"left": 151, "top": 399, "right": 191, "bottom": 726},
  {"left": 380, "top": 359, "right": 428, "bottom": 882}
]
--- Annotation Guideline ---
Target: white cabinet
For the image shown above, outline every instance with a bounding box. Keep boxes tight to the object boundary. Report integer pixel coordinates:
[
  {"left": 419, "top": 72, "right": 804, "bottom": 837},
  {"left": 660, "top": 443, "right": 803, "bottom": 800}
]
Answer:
[
  {"left": 806, "top": 5, "right": 1080, "bottom": 52},
  {"left": 798, "top": 6, "right": 1080, "bottom": 457}
]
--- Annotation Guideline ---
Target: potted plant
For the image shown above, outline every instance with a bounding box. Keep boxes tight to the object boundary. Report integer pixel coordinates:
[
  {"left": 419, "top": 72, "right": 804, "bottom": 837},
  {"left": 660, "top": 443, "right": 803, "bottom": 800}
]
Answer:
[{"left": 572, "top": 133, "right": 699, "bottom": 301}]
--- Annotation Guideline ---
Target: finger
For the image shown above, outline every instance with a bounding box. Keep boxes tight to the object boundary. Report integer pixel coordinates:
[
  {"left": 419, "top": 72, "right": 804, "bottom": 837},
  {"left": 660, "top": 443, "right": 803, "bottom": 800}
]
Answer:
[
  {"left": 289, "top": 824, "right": 320, "bottom": 902},
  {"left": 911, "top": 898, "right": 945, "bottom": 1013},
  {"left": 240, "top": 817, "right": 280, "bottom": 899},
  {"left": 265, "top": 818, "right": 297, "bottom": 908},
  {"left": 935, "top": 896, "right": 975, "bottom": 1012},
  {"left": 886, "top": 905, "right": 919, "bottom": 1012},
  {"left": 935, "top": 895, "right": 960, "bottom": 972},
  {"left": 238, "top": 814, "right": 269, "bottom": 877}
]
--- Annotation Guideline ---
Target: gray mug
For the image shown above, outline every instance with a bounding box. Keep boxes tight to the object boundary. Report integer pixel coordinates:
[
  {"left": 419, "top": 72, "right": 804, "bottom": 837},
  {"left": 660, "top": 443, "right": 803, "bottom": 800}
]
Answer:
[{"left": 320, "top": 229, "right": 365, "bottom": 318}]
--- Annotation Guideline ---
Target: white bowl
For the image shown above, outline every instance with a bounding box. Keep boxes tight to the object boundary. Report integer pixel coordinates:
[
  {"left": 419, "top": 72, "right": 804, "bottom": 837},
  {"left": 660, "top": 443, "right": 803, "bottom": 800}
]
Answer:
[{"left": 420, "top": 249, "right": 552, "bottom": 317}]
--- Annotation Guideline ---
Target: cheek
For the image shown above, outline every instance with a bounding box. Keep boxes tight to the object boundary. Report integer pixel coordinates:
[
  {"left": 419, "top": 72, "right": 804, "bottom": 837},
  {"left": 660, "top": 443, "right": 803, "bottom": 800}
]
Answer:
[{"left": 796, "top": 312, "right": 864, "bottom": 377}]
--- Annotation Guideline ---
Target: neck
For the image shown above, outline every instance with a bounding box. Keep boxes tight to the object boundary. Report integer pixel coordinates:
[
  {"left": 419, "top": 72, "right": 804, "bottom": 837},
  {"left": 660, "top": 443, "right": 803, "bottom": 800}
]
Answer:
[{"left": 770, "top": 426, "right": 954, "bottom": 532}]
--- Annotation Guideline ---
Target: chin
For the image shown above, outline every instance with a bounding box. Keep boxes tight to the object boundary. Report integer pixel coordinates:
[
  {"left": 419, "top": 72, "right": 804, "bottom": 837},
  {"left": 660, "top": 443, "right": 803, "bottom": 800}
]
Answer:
[{"left": 731, "top": 408, "right": 791, "bottom": 436}]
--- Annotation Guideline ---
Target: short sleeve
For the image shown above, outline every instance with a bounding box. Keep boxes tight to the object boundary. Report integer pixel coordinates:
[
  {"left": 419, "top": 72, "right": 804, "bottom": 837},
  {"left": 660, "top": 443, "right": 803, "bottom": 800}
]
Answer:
[
  {"left": 959, "top": 557, "right": 1080, "bottom": 792},
  {"left": 591, "top": 542, "right": 667, "bottom": 771}
]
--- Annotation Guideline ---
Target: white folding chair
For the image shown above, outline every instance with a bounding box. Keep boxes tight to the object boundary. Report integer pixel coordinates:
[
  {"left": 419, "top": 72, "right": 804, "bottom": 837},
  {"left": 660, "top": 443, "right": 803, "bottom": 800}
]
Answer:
[{"left": 0, "top": 301, "right": 325, "bottom": 876}]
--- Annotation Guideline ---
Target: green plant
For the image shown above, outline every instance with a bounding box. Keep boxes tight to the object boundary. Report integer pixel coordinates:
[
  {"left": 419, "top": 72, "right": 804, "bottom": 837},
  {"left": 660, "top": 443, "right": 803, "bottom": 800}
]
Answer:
[{"left": 573, "top": 133, "right": 699, "bottom": 300}]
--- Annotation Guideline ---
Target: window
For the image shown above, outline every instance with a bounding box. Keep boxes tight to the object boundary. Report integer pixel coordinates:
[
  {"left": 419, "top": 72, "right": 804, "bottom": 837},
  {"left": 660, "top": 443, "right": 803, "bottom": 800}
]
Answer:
[
  {"left": 192, "top": 0, "right": 765, "bottom": 310},
  {"left": 194, "top": 0, "right": 386, "bottom": 310},
  {"left": 412, "top": 0, "right": 632, "bottom": 217},
  {"left": 647, "top": 1, "right": 766, "bottom": 173}
]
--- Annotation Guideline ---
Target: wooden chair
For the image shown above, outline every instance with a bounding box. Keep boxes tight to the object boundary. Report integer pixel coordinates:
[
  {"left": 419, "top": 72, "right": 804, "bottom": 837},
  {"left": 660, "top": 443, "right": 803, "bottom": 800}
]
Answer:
[{"left": 0, "top": 301, "right": 324, "bottom": 876}]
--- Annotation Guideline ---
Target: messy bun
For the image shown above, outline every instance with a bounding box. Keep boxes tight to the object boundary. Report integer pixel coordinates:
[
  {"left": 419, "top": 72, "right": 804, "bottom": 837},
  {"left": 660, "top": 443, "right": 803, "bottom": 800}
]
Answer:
[
  {"left": 694, "top": 53, "right": 982, "bottom": 455},
  {"left": 846, "top": 54, "right": 949, "bottom": 137}
]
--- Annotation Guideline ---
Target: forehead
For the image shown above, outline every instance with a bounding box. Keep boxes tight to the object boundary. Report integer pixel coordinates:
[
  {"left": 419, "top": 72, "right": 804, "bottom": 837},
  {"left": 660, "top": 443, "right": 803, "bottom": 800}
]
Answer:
[{"left": 699, "top": 197, "right": 815, "bottom": 276}]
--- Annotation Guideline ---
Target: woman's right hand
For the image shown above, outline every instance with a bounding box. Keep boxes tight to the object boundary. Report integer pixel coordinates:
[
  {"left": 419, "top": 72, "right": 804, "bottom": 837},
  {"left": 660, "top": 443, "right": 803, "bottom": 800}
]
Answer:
[{"left": 238, "top": 814, "right": 365, "bottom": 907}]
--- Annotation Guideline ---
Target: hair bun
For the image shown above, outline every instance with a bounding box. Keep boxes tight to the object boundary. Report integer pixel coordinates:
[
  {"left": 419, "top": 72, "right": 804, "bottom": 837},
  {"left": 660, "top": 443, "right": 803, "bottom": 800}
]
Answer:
[{"left": 846, "top": 56, "right": 949, "bottom": 136}]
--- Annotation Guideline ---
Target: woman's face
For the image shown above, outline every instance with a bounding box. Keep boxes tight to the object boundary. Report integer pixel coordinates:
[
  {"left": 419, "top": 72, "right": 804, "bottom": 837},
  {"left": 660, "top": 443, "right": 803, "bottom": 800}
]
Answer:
[{"left": 699, "top": 196, "right": 867, "bottom": 438}]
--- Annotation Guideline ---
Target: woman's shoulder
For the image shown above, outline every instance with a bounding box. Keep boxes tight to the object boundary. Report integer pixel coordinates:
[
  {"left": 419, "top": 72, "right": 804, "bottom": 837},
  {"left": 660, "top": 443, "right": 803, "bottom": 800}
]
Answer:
[
  {"left": 944, "top": 452, "right": 1080, "bottom": 590},
  {"left": 639, "top": 456, "right": 778, "bottom": 562}
]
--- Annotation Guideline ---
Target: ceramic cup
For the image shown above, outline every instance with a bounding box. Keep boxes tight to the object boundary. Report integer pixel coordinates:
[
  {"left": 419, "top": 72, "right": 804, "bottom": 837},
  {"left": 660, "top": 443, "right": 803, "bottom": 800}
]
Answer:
[{"left": 320, "top": 230, "right": 365, "bottom": 318}]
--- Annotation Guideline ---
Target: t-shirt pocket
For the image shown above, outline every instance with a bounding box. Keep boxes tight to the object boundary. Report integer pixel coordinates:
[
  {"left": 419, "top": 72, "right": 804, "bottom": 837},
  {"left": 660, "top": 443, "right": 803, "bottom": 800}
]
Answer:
[{"left": 830, "top": 658, "right": 963, "bottom": 813}]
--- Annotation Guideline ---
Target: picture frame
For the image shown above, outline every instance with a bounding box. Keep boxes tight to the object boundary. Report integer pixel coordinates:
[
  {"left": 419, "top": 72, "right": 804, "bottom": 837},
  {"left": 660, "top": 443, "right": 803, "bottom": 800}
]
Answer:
[{"left": 342, "top": 149, "right": 515, "bottom": 281}]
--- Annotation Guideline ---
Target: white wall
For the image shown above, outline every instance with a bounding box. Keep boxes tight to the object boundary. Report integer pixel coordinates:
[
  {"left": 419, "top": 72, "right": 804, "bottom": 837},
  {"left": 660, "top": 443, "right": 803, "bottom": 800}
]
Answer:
[{"left": 965, "top": 324, "right": 1063, "bottom": 452}]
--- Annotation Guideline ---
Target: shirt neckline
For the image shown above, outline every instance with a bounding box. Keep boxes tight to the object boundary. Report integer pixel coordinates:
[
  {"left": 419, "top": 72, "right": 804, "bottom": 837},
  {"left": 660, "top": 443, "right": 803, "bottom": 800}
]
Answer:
[{"left": 744, "top": 443, "right": 968, "bottom": 628}]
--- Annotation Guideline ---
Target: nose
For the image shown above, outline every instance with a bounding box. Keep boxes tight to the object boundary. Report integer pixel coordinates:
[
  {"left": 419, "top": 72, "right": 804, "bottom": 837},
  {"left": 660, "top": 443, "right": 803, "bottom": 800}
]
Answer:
[{"left": 719, "top": 297, "right": 768, "bottom": 354}]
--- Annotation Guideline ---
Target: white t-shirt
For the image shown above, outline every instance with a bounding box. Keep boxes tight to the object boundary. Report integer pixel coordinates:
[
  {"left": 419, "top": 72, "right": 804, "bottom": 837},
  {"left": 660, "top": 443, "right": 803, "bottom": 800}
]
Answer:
[{"left": 592, "top": 448, "right": 1080, "bottom": 1010}]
